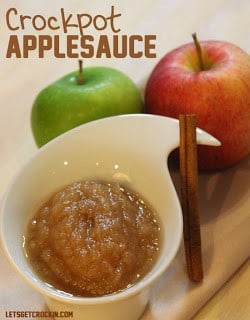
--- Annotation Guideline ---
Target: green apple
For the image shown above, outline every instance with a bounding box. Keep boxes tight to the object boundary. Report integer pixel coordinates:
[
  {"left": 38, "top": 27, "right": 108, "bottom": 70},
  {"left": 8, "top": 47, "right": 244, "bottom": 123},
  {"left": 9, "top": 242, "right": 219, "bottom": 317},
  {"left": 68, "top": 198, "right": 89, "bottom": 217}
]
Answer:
[{"left": 31, "top": 65, "right": 143, "bottom": 147}]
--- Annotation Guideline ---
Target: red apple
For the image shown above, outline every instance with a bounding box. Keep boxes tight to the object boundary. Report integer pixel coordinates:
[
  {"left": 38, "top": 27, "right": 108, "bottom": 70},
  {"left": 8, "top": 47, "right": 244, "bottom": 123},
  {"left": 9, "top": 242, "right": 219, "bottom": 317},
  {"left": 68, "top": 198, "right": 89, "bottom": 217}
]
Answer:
[{"left": 145, "top": 34, "right": 250, "bottom": 170}]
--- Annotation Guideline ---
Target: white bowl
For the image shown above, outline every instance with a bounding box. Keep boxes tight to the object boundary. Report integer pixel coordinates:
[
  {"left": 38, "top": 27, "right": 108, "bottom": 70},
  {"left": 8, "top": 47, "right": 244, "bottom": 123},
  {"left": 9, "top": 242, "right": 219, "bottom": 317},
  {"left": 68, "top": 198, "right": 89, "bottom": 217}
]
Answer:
[{"left": 1, "top": 114, "right": 219, "bottom": 320}]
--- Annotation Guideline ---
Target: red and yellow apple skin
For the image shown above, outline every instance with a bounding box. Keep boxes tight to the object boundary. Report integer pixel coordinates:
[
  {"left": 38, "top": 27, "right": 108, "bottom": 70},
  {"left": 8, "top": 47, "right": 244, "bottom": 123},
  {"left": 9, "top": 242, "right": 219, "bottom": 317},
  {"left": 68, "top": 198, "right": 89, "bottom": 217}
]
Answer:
[{"left": 145, "top": 40, "right": 250, "bottom": 170}]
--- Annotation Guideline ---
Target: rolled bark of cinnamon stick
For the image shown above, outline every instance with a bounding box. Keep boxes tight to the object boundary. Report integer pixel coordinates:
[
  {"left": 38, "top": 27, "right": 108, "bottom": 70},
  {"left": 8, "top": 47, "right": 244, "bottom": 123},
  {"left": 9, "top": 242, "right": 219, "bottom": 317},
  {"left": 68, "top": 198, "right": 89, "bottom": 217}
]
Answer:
[{"left": 179, "top": 114, "right": 203, "bottom": 282}]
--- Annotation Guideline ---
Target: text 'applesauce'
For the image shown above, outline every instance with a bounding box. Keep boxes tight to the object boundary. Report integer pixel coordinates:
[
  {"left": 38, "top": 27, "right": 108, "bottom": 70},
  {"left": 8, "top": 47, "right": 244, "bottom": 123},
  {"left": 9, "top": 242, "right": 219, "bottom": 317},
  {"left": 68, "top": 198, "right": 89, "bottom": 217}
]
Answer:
[{"left": 24, "top": 180, "right": 161, "bottom": 297}]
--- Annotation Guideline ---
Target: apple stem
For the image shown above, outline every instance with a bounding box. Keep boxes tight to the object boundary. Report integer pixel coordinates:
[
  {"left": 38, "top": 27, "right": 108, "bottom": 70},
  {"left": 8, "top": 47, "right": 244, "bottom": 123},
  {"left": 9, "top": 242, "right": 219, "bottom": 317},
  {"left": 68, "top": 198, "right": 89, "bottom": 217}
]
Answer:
[
  {"left": 78, "top": 60, "right": 83, "bottom": 85},
  {"left": 192, "top": 33, "right": 204, "bottom": 71}
]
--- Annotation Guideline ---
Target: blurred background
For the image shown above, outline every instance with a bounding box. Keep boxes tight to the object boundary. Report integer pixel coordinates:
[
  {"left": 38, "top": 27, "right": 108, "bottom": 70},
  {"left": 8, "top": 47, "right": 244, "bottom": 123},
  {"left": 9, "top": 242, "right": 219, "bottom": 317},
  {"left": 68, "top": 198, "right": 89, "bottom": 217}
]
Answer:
[{"left": 0, "top": 0, "right": 249, "bottom": 182}]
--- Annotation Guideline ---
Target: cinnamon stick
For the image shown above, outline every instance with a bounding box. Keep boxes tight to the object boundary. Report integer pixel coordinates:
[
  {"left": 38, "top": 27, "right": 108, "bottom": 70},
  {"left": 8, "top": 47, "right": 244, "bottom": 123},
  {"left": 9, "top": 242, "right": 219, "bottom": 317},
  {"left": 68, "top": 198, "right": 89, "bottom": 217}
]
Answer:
[{"left": 179, "top": 114, "right": 203, "bottom": 281}]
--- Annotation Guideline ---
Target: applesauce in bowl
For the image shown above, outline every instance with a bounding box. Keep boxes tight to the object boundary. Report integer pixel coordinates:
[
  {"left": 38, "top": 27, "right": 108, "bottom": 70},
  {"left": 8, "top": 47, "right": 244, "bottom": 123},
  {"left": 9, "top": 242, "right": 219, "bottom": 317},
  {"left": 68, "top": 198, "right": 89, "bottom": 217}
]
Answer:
[
  {"left": 24, "top": 180, "right": 161, "bottom": 297},
  {"left": 1, "top": 114, "right": 219, "bottom": 320}
]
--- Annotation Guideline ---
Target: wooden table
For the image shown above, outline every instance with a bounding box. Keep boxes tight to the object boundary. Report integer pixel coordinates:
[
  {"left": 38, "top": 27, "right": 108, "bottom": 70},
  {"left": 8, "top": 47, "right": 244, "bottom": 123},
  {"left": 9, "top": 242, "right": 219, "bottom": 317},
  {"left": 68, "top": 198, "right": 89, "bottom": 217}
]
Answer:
[{"left": 194, "top": 260, "right": 250, "bottom": 319}]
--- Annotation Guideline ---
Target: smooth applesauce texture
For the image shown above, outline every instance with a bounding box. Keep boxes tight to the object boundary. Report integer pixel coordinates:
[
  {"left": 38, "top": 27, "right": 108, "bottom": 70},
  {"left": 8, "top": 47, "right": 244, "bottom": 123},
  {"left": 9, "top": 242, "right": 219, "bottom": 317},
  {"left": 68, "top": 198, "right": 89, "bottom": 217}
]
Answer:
[{"left": 24, "top": 180, "right": 161, "bottom": 297}]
